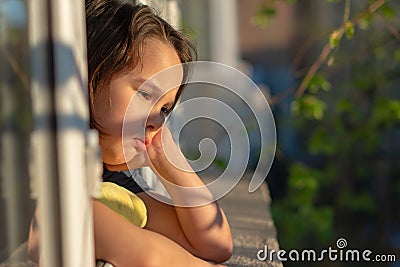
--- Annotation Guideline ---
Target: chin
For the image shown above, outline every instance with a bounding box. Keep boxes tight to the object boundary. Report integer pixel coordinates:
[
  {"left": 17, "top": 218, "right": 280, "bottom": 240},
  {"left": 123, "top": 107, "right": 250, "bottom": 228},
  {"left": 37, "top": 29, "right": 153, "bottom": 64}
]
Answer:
[{"left": 124, "top": 150, "right": 148, "bottom": 170}]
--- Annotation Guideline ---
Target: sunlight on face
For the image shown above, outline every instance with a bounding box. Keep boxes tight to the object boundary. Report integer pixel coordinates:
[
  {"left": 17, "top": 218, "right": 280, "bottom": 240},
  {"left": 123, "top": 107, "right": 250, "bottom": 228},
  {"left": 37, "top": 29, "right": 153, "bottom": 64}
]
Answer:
[{"left": 94, "top": 39, "right": 183, "bottom": 170}]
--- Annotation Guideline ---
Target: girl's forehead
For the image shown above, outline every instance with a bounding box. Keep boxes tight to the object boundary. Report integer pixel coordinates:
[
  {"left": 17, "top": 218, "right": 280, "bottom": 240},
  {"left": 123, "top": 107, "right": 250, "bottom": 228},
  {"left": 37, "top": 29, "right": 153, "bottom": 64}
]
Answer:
[{"left": 132, "top": 39, "right": 184, "bottom": 79}]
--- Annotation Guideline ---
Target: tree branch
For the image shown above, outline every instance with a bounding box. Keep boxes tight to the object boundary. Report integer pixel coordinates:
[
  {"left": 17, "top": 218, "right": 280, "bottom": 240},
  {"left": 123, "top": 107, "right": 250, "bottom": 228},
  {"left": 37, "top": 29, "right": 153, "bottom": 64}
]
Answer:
[
  {"left": 294, "top": 0, "right": 387, "bottom": 98},
  {"left": 0, "top": 44, "right": 30, "bottom": 90}
]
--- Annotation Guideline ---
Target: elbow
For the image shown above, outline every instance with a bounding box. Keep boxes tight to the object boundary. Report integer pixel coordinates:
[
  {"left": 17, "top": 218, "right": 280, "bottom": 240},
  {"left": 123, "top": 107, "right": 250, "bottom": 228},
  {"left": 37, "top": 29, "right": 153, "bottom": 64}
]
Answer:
[
  {"left": 197, "top": 236, "right": 233, "bottom": 263},
  {"left": 214, "top": 229, "right": 233, "bottom": 263},
  {"left": 216, "top": 238, "right": 233, "bottom": 263},
  {"left": 213, "top": 242, "right": 233, "bottom": 263}
]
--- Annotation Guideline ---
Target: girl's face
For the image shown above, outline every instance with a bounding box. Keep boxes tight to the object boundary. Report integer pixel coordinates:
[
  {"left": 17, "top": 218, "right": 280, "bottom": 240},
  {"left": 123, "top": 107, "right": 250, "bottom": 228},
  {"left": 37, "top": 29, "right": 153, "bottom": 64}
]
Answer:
[{"left": 94, "top": 39, "right": 183, "bottom": 170}]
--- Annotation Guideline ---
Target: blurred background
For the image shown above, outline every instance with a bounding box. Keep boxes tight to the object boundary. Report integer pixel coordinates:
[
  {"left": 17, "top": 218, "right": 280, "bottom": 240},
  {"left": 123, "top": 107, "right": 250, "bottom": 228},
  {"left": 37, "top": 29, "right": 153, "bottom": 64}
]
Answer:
[
  {"left": 0, "top": 0, "right": 399, "bottom": 266},
  {"left": 179, "top": 1, "right": 400, "bottom": 266},
  {"left": 0, "top": 0, "right": 34, "bottom": 262}
]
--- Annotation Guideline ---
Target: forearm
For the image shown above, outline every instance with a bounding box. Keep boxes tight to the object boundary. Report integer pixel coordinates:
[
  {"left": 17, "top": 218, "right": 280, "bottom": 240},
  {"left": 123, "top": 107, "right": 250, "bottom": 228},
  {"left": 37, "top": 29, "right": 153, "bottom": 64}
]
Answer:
[
  {"left": 93, "top": 200, "right": 221, "bottom": 267},
  {"left": 155, "top": 169, "right": 232, "bottom": 262},
  {"left": 146, "top": 129, "right": 232, "bottom": 261},
  {"left": 175, "top": 203, "right": 232, "bottom": 260}
]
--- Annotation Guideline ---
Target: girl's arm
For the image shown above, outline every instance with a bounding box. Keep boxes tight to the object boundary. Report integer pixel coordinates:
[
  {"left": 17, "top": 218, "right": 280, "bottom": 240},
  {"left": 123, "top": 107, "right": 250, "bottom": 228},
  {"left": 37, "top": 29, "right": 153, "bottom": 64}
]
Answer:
[
  {"left": 93, "top": 200, "right": 225, "bottom": 267},
  {"left": 28, "top": 202, "right": 225, "bottom": 267},
  {"left": 144, "top": 128, "right": 233, "bottom": 263}
]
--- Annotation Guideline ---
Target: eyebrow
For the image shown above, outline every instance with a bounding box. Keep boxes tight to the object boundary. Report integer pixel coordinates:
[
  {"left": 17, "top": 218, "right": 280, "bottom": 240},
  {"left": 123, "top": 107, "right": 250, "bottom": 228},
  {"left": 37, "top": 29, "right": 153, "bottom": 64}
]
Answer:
[{"left": 132, "top": 77, "right": 163, "bottom": 93}]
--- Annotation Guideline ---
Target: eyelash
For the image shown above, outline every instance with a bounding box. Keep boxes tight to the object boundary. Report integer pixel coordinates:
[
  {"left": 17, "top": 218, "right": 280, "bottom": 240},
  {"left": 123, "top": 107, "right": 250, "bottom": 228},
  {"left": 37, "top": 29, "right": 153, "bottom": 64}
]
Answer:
[
  {"left": 161, "top": 106, "right": 173, "bottom": 116},
  {"left": 138, "top": 90, "right": 173, "bottom": 115},
  {"left": 138, "top": 90, "right": 151, "bottom": 101}
]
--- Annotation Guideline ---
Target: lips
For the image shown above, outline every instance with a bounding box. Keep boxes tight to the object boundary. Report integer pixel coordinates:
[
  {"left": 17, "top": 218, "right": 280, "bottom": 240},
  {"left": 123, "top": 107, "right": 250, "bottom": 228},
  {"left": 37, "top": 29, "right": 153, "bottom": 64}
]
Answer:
[
  {"left": 144, "top": 138, "right": 151, "bottom": 146},
  {"left": 133, "top": 138, "right": 147, "bottom": 152}
]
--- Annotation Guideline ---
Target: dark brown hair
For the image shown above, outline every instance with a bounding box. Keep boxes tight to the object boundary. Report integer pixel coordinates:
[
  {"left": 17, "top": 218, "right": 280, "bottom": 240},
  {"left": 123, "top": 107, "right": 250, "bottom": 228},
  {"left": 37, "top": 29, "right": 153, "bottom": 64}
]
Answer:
[{"left": 85, "top": 0, "right": 196, "bottom": 129}]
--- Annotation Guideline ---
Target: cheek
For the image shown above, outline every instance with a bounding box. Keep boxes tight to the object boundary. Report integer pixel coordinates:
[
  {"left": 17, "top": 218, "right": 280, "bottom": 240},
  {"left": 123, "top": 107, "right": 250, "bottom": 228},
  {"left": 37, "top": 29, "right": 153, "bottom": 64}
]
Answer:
[
  {"left": 124, "top": 99, "right": 152, "bottom": 134},
  {"left": 96, "top": 93, "right": 133, "bottom": 135},
  {"left": 96, "top": 106, "right": 125, "bottom": 136}
]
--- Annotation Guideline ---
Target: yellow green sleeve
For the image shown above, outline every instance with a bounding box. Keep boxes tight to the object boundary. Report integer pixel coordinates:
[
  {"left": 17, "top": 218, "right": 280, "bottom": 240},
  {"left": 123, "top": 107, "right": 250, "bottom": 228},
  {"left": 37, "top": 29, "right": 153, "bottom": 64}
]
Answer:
[{"left": 96, "top": 182, "right": 147, "bottom": 228}]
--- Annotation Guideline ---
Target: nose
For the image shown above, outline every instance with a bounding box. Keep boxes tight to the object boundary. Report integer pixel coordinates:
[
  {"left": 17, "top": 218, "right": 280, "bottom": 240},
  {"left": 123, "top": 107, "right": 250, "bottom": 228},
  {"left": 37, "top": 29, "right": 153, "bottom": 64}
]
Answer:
[{"left": 146, "top": 110, "right": 165, "bottom": 132}]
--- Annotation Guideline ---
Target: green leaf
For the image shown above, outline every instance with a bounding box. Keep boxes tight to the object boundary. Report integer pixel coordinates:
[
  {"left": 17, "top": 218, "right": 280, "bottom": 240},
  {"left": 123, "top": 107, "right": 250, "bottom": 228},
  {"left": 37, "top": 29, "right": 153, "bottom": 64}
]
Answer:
[
  {"left": 329, "top": 30, "right": 341, "bottom": 49},
  {"left": 371, "top": 99, "right": 400, "bottom": 127},
  {"left": 344, "top": 21, "right": 355, "bottom": 40},
  {"left": 381, "top": 4, "right": 395, "bottom": 20},
  {"left": 288, "top": 163, "right": 320, "bottom": 204},
  {"left": 292, "top": 96, "right": 327, "bottom": 120},
  {"left": 251, "top": 5, "right": 277, "bottom": 27},
  {"left": 259, "top": 6, "right": 277, "bottom": 16},
  {"left": 313, "top": 207, "right": 334, "bottom": 235},
  {"left": 394, "top": 49, "right": 400, "bottom": 61},
  {"left": 308, "top": 128, "right": 337, "bottom": 155},
  {"left": 336, "top": 99, "right": 353, "bottom": 113},
  {"left": 308, "top": 74, "right": 331, "bottom": 93},
  {"left": 251, "top": 14, "right": 269, "bottom": 27},
  {"left": 357, "top": 15, "right": 372, "bottom": 30},
  {"left": 389, "top": 100, "right": 400, "bottom": 121},
  {"left": 338, "top": 191, "right": 376, "bottom": 214}
]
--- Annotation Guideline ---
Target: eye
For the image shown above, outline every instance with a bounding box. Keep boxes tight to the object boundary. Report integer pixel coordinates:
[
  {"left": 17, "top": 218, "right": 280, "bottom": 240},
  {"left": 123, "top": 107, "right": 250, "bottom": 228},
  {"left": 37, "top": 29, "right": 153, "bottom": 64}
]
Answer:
[
  {"left": 138, "top": 90, "right": 151, "bottom": 101},
  {"left": 161, "top": 106, "right": 172, "bottom": 116}
]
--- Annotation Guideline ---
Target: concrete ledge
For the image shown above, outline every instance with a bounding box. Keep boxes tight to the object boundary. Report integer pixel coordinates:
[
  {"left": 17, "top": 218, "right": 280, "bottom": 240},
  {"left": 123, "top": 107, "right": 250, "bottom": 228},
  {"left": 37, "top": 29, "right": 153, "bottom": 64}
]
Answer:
[{"left": 218, "top": 174, "right": 282, "bottom": 267}]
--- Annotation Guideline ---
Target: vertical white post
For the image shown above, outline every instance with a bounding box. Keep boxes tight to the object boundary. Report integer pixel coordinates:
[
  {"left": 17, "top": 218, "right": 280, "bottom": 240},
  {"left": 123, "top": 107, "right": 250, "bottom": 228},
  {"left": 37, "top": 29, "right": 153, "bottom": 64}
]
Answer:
[
  {"left": 29, "top": 0, "right": 63, "bottom": 265},
  {"left": 51, "top": 0, "right": 95, "bottom": 266},
  {"left": 208, "top": 0, "right": 248, "bottom": 171},
  {"left": 29, "top": 0, "right": 95, "bottom": 266},
  {"left": 208, "top": 0, "right": 239, "bottom": 68}
]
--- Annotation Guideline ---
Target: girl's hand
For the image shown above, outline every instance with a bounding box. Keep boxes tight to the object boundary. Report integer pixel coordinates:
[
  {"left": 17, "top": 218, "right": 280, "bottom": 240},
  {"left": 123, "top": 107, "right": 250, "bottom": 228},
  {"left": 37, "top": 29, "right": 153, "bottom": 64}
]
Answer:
[{"left": 145, "top": 126, "right": 192, "bottom": 179}]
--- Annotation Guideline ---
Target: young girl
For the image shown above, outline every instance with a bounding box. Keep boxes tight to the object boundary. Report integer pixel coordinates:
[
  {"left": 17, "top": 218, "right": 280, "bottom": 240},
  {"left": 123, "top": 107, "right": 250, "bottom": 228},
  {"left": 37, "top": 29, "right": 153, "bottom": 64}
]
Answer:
[{"left": 29, "top": 0, "right": 232, "bottom": 266}]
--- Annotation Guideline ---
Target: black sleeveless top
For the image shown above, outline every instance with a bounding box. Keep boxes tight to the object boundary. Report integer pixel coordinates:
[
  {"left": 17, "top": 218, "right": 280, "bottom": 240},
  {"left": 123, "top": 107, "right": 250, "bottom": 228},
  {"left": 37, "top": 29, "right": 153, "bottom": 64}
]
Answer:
[{"left": 102, "top": 165, "right": 146, "bottom": 194}]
